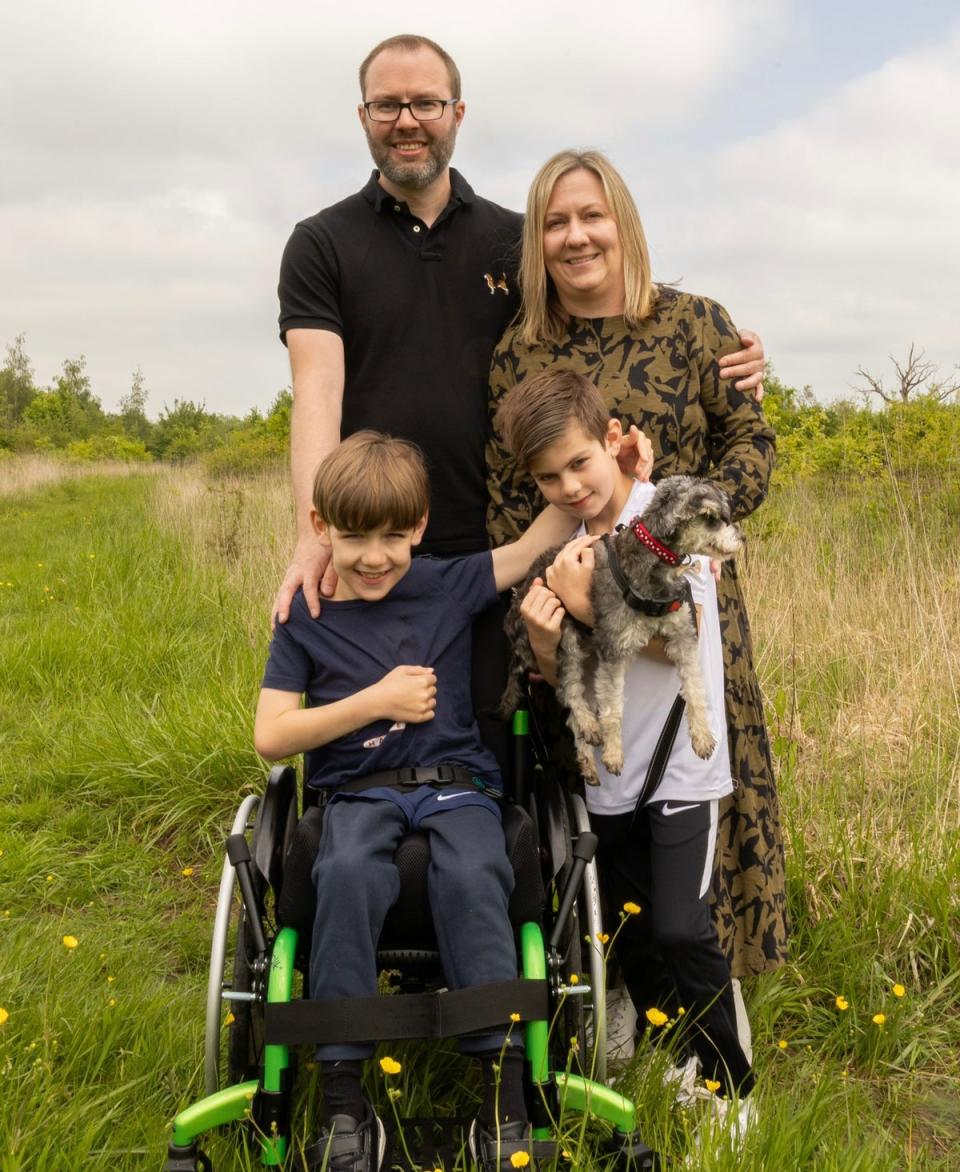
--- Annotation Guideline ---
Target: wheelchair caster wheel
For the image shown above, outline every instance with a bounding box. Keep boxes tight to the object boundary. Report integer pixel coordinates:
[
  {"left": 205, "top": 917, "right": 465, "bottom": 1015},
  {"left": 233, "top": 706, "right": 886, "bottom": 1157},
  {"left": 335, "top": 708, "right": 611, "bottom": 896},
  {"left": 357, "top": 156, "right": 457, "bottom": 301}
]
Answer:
[
  {"left": 605, "top": 1128, "right": 664, "bottom": 1170},
  {"left": 165, "top": 1141, "right": 212, "bottom": 1171}
]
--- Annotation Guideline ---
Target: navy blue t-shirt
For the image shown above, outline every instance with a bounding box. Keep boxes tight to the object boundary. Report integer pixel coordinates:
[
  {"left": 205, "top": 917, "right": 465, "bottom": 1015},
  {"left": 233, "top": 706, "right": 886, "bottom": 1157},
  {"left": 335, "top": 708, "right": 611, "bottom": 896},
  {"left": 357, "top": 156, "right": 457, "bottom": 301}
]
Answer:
[{"left": 261, "top": 554, "right": 501, "bottom": 790}]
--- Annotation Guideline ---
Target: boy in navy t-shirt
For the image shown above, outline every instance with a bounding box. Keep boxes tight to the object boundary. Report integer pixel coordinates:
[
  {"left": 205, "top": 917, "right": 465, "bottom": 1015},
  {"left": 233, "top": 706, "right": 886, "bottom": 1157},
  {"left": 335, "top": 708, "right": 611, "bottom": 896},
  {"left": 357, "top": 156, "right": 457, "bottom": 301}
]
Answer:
[{"left": 255, "top": 430, "right": 571, "bottom": 1172}]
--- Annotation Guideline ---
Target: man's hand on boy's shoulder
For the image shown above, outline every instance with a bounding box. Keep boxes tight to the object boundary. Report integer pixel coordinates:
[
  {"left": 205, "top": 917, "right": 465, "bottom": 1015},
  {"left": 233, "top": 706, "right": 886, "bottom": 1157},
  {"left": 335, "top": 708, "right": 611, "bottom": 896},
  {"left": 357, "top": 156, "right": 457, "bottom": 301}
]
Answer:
[
  {"left": 545, "top": 535, "right": 599, "bottom": 626},
  {"left": 272, "top": 536, "right": 337, "bottom": 628},
  {"left": 371, "top": 665, "right": 438, "bottom": 725}
]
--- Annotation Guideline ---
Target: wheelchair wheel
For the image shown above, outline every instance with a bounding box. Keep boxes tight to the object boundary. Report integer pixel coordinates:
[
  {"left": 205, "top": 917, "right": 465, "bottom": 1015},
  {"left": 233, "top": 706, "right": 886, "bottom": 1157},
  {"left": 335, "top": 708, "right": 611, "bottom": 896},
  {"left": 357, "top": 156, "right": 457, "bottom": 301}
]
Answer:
[
  {"left": 204, "top": 794, "right": 260, "bottom": 1096},
  {"left": 569, "top": 791, "right": 606, "bottom": 1085},
  {"left": 546, "top": 792, "right": 590, "bottom": 1076},
  {"left": 226, "top": 904, "right": 265, "bottom": 1085}
]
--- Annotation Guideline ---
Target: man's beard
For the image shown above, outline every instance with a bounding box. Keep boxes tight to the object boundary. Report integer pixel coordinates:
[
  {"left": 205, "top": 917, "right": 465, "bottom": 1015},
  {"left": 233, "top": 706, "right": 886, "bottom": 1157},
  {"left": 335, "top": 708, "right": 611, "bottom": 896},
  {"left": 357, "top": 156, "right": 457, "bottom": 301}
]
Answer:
[{"left": 365, "top": 124, "right": 457, "bottom": 191}]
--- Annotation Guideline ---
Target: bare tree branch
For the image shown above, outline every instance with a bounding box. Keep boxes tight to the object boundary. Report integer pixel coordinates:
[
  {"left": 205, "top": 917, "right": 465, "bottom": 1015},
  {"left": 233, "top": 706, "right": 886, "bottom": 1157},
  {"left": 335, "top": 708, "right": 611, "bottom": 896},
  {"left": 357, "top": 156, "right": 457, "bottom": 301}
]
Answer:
[{"left": 854, "top": 344, "right": 960, "bottom": 404}]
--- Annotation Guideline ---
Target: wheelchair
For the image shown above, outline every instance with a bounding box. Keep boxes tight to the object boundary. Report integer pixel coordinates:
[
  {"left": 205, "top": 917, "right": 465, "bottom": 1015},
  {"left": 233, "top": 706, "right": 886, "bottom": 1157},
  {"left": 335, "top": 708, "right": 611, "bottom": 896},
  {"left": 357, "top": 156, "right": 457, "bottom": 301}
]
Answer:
[{"left": 166, "top": 708, "right": 660, "bottom": 1171}]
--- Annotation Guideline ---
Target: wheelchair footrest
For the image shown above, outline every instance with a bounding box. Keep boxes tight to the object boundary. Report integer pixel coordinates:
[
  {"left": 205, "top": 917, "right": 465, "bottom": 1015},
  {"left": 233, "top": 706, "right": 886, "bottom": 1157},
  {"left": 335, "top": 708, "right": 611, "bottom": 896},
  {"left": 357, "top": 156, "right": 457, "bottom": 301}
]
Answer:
[{"left": 265, "top": 978, "right": 549, "bottom": 1045}]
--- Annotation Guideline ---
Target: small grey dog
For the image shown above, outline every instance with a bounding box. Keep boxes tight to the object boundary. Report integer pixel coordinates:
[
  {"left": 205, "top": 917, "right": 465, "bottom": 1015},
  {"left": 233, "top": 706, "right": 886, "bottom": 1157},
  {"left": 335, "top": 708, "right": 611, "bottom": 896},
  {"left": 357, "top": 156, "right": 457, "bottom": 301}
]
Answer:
[{"left": 500, "top": 476, "right": 744, "bottom": 786}]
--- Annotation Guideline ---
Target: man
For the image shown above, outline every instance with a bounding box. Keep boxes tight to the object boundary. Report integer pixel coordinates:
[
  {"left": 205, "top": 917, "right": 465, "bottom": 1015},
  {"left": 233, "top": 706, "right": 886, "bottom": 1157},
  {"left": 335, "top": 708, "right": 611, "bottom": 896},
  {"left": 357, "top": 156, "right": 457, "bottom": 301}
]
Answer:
[{"left": 274, "top": 33, "right": 765, "bottom": 623}]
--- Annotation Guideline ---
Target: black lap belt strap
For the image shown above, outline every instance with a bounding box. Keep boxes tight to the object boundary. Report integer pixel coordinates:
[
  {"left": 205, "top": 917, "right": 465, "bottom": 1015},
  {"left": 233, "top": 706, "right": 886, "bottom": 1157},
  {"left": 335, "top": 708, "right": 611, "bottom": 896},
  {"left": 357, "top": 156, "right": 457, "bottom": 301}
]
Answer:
[
  {"left": 264, "top": 979, "right": 549, "bottom": 1045},
  {"left": 335, "top": 764, "right": 495, "bottom": 796}
]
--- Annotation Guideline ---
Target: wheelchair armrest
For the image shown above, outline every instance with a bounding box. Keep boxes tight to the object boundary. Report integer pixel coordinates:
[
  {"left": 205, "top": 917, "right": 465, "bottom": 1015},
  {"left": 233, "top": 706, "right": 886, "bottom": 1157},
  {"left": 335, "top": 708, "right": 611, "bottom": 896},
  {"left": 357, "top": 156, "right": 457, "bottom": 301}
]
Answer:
[{"left": 253, "top": 764, "right": 298, "bottom": 895}]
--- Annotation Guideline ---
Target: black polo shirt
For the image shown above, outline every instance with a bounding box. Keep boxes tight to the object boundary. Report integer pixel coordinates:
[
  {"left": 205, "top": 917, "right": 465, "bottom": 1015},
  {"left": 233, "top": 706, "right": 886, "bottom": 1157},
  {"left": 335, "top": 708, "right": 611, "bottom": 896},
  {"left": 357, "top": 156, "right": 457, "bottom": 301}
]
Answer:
[{"left": 279, "top": 169, "right": 523, "bottom": 556}]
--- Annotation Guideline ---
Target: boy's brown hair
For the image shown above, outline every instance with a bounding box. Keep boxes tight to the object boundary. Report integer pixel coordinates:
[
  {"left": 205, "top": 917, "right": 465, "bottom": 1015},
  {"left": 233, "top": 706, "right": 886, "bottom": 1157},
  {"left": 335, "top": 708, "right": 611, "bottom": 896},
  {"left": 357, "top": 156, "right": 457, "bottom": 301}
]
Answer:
[
  {"left": 495, "top": 368, "right": 609, "bottom": 469},
  {"left": 312, "top": 431, "right": 430, "bottom": 531}
]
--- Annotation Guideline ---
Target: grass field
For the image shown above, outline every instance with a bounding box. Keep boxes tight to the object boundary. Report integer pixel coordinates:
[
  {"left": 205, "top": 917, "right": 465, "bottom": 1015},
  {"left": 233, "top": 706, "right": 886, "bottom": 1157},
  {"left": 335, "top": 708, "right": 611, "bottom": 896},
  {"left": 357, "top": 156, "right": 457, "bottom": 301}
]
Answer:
[{"left": 1, "top": 459, "right": 957, "bottom": 1170}]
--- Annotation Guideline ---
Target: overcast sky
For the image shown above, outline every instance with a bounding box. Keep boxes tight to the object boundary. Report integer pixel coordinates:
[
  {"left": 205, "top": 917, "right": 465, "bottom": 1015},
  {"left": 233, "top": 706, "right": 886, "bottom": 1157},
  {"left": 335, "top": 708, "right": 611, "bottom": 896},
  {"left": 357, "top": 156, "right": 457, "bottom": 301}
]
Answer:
[{"left": 2, "top": 0, "right": 958, "bottom": 417}]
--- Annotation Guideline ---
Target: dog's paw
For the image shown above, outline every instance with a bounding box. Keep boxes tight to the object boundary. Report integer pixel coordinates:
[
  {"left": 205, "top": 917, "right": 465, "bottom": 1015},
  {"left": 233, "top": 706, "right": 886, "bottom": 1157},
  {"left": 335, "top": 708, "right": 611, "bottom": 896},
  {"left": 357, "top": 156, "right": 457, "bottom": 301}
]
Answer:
[
  {"left": 582, "top": 720, "right": 603, "bottom": 746},
  {"left": 601, "top": 746, "right": 624, "bottom": 775},
  {"left": 690, "top": 732, "right": 717, "bottom": 760}
]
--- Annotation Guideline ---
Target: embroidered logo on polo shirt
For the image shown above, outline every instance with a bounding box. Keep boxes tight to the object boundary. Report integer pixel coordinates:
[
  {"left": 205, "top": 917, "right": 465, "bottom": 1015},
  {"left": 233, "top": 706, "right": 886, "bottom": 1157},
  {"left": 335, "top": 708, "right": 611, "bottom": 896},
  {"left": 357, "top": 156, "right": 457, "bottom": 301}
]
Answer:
[{"left": 483, "top": 272, "right": 510, "bottom": 295}]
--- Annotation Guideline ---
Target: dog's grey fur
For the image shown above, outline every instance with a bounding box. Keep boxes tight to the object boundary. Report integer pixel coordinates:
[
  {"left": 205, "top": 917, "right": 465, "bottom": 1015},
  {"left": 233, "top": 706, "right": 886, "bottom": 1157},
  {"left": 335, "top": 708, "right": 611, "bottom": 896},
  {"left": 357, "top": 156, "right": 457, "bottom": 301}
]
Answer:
[{"left": 501, "top": 476, "right": 744, "bottom": 786}]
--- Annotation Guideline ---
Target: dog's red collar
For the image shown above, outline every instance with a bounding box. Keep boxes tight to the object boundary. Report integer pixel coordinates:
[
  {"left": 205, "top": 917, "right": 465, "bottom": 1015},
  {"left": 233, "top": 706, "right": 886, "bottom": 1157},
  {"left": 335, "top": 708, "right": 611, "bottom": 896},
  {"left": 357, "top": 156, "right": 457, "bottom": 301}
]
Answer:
[{"left": 629, "top": 518, "right": 682, "bottom": 565}]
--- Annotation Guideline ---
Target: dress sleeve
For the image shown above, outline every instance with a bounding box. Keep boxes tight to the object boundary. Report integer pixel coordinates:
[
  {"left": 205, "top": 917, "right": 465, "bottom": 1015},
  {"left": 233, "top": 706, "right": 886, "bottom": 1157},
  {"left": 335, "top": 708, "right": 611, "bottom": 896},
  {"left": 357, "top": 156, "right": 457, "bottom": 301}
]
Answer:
[
  {"left": 277, "top": 221, "right": 344, "bottom": 344},
  {"left": 485, "top": 331, "right": 544, "bottom": 546},
  {"left": 693, "top": 297, "right": 776, "bottom": 521}
]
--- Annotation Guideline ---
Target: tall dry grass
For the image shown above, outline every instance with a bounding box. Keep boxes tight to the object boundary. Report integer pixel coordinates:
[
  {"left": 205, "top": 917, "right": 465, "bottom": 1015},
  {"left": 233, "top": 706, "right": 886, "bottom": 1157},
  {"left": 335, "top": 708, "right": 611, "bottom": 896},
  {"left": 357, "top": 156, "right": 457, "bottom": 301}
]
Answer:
[{"left": 0, "top": 452, "right": 154, "bottom": 496}]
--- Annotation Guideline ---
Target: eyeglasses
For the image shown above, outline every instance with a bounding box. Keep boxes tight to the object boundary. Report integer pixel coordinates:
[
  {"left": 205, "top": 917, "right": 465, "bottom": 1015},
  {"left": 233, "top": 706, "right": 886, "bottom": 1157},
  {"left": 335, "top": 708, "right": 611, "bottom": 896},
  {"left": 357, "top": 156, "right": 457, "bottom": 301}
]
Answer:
[{"left": 363, "top": 99, "right": 458, "bottom": 123}]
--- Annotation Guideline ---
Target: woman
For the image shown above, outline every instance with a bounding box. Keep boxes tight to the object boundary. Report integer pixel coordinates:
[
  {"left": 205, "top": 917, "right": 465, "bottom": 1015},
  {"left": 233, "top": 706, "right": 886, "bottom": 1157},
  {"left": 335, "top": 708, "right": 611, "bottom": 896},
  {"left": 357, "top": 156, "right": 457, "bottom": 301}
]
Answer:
[{"left": 486, "top": 150, "right": 786, "bottom": 996}]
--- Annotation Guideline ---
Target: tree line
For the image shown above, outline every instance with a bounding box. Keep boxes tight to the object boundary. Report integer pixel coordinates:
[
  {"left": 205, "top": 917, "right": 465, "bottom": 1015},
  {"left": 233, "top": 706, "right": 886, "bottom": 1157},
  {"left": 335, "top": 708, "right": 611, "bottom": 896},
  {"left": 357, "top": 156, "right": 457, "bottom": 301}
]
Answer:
[{"left": 2, "top": 334, "right": 957, "bottom": 480}]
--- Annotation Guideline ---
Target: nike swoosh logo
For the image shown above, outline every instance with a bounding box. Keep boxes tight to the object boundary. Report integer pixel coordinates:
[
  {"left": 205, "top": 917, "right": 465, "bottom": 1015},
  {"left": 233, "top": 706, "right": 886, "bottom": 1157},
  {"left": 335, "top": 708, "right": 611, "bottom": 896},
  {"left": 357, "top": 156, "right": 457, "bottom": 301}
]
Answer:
[
  {"left": 435, "top": 792, "right": 471, "bottom": 802},
  {"left": 661, "top": 803, "right": 699, "bottom": 816}
]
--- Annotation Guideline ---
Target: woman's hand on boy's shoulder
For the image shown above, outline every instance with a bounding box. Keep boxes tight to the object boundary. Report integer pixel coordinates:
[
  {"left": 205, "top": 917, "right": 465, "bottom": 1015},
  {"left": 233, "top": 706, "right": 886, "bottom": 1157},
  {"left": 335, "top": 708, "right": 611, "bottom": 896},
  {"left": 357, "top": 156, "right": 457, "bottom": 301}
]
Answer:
[{"left": 545, "top": 535, "right": 598, "bottom": 626}]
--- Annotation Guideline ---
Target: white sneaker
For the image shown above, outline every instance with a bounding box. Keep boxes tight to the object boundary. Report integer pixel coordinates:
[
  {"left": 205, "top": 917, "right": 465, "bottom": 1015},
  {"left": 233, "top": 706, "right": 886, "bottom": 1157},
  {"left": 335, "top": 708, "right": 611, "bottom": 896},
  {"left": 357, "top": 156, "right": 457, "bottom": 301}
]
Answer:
[
  {"left": 605, "top": 982, "right": 638, "bottom": 1068},
  {"left": 662, "top": 1053, "right": 706, "bottom": 1106},
  {"left": 686, "top": 1094, "right": 756, "bottom": 1162}
]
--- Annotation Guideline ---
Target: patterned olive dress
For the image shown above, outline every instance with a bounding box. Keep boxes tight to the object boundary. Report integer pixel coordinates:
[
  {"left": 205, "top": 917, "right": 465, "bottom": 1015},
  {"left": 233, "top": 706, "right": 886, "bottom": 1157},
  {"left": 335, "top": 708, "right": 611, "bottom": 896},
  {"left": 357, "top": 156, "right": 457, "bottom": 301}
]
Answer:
[{"left": 486, "top": 286, "right": 787, "bottom": 976}]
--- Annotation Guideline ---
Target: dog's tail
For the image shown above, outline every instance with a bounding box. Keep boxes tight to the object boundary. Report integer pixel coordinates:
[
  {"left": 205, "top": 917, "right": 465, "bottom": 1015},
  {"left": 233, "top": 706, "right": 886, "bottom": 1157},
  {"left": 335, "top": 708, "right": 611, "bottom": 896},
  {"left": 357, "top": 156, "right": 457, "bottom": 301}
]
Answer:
[{"left": 497, "top": 672, "right": 524, "bottom": 721}]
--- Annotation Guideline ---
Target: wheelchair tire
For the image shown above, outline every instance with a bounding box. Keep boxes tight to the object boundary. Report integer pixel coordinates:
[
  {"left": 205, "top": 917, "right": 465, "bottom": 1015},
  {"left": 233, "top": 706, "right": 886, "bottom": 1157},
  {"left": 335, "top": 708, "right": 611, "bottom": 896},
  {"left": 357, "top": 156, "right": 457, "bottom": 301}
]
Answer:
[
  {"left": 548, "top": 793, "right": 590, "bottom": 1077},
  {"left": 226, "top": 906, "right": 265, "bottom": 1085}
]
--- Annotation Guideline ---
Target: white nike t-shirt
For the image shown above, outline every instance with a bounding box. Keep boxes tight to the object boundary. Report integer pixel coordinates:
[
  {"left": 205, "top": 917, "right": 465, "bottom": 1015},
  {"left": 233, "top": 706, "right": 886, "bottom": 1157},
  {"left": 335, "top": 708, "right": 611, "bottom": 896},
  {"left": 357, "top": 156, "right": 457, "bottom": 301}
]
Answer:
[{"left": 577, "top": 480, "right": 734, "bottom": 816}]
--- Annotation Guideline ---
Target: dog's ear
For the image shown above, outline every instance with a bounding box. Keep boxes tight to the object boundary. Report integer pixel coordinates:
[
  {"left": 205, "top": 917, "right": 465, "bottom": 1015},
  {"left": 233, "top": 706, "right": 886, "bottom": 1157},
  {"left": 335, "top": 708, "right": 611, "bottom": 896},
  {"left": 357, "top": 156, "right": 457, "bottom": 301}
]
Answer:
[
  {"left": 641, "top": 475, "right": 694, "bottom": 540},
  {"left": 689, "top": 482, "right": 732, "bottom": 522}
]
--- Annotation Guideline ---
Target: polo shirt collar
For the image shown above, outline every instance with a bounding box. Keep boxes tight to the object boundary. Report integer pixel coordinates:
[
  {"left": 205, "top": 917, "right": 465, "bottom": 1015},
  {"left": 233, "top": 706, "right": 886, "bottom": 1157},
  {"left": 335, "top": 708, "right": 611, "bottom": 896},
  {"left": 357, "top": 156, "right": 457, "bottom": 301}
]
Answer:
[{"left": 362, "top": 168, "right": 476, "bottom": 215}]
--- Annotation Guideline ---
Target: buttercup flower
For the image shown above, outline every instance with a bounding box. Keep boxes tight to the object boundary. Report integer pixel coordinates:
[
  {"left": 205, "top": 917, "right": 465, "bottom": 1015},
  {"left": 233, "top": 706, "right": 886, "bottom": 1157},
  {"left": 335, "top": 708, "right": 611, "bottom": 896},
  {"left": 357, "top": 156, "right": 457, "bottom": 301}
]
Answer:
[
  {"left": 777, "top": 1039, "right": 788, "bottom": 1049},
  {"left": 181, "top": 866, "right": 194, "bottom": 877},
  {"left": 835, "top": 996, "right": 849, "bottom": 1011},
  {"left": 872, "top": 1013, "right": 886, "bottom": 1026},
  {"left": 510, "top": 1153, "right": 531, "bottom": 1168},
  {"left": 645, "top": 1008, "right": 668, "bottom": 1027},
  {"left": 704, "top": 1079, "right": 721, "bottom": 1094},
  {"left": 595, "top": 932, "right": 609, "bottom": 944},
  {"left": 622, "top": 901, "right": 641, "bottom": 916},
  {"left": 569, "top": 973, "right": 580, "bottom": 985},
  {"left": 892, "top": 984, "right": 905, "bottom": 998},
  {"left": 510, "top": 1012, "right": 521, "bottom": 1022},
  {"left": 224, "top": 1012, "right": 236, "bottom": 1026},
  {"left": 0, "top": 1008, "right": 9, "bottom": 1025},
  {"left": 380, "top": 1057, "right": 402, "bottom": 1075},
  {"left": 63, "top": 935, "right": 78, "bottom": 950}
]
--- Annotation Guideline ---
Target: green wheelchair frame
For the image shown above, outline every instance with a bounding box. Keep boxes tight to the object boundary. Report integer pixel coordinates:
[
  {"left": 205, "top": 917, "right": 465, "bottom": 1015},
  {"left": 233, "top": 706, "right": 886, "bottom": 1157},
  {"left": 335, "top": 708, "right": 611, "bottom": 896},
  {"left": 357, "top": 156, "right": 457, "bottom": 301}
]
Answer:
[{"left": 166, "top": 711, "right": 660, "bottom": 1170}]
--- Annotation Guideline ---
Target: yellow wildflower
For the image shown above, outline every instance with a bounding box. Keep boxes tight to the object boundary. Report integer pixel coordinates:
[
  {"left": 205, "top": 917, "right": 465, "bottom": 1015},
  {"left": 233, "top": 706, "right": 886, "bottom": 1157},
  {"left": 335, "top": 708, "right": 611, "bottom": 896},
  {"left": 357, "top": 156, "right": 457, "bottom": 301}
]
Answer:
[
  {"left": 46, "top": 875, "right": 54, "bottom": 883},
  {"left": 0, "top": 1008, "right": 9, "bottom": 1025},
  {"left": 595, "top": 932, "right": 609, "bottom": 944},
  {"left": 181, "top": 866, "right": 194, "bottom": 877},
  {"left": 622, "top": 901, "right": 641, "bottom": 916},
  {"left": 872, "top": 1013, "right": 886, "bottom": 1026},
  {"left": 569, "top": 973, "right": 580, "bottom": 985},
  {"left": 107, "top": 975, "right": 115, "bottom": 984},
  {"left": 510, "top": 1153, "right": 531, "bottom": 1168},
  {"left": 510, "top": 1012, "right": 521, "bottom": 1022},
  {"left": 777, "top": 1039, "right": 788, "bottom": 1050},
  {"left": 645, "top": 1008, "right": 668, "bottom": 1027},
  {"left": 108, "top": 998, "right": 117, "bottom": 1007},
  {"left": 379, "top": 1057, "right": 402, "bottom": 1075},
  {"left": 224, "top": 1012, "right": 236, "bottom": 1026},
  {"left": 63, "top": 935, "right": 79, "bottom": 950},
  {"left": 835, "top": 996, "right": 849, "bottom": 1011},
  {"left": 704, "top": 1079, "right": 721, "bottom": 1094},
  {"left": 892, "top": 984, "right": 905, "bottom": 998}
]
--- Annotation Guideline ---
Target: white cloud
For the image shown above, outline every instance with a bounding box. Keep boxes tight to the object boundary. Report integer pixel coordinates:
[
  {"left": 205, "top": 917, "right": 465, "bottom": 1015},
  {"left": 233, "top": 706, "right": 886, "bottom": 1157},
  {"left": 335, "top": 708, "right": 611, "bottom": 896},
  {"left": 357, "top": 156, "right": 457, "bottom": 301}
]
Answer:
[{"left": 649, "top": 28, "right": 960, "bottom": 397}]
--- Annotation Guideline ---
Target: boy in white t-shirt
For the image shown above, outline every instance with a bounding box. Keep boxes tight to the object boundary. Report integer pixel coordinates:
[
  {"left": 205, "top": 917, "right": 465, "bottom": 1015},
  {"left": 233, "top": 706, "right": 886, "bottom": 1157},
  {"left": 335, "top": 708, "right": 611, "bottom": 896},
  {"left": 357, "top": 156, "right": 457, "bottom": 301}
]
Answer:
[{"left": 494, "top": 368, "right": 754, "bottom": 1126}]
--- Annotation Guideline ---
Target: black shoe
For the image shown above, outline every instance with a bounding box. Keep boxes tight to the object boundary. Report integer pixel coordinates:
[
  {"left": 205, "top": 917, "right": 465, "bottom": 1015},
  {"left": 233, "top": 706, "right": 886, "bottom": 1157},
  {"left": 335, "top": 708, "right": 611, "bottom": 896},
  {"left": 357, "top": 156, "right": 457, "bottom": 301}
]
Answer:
[
  {"left": 468, "top": 1118, "right": 540, "bottom": 1171},
  {"left": 304, "top": 1103, "right": 386, "bottom": 1172}
]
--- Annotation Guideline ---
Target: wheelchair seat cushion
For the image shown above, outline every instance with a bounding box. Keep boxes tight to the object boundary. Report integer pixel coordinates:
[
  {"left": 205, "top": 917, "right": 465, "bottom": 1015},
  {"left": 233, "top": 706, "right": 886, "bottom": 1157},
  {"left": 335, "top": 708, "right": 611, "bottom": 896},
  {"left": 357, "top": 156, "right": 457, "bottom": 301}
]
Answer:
[{"left": 277, "top": 801, "right": 545, "bottom": 948}]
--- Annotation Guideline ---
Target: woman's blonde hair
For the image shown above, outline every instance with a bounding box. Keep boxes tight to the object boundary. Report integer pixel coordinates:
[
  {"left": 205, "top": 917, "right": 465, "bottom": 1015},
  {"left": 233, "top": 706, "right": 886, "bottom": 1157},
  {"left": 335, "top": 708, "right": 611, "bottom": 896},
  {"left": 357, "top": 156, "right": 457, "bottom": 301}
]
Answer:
[{"left": 518, "top": 149, "right": 656, "bottom": 346}]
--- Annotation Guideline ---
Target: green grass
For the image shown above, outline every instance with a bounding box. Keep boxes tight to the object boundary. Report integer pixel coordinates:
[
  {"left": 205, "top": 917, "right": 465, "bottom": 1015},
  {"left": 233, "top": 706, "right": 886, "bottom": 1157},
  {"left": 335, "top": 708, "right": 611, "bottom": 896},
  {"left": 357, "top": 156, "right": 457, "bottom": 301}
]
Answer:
[{"left": 2, "top": 466, "right": 958, "bottom": 1169}]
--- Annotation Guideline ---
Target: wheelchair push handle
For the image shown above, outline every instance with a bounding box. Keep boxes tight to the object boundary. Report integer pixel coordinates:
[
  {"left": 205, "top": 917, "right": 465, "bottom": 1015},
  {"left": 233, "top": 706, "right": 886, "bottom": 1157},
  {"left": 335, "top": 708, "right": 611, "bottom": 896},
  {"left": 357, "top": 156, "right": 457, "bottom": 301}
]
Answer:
[
  {"left": 226, "top": 833, "right": 269, "bottom": 958},
  {"left": 548, "top": 831, "right": 598, "bottom": 953}
]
